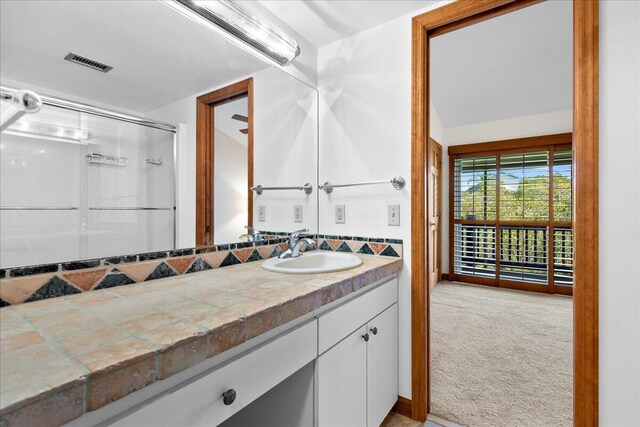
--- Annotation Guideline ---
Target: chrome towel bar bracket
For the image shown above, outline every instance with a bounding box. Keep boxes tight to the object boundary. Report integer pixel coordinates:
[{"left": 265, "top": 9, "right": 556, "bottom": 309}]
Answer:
[
  {"left": 251, "top": 183, "right": 313, "bottom": 195},
  {"left": 319, "top": 176, "right": 406, "bottom": 193}
]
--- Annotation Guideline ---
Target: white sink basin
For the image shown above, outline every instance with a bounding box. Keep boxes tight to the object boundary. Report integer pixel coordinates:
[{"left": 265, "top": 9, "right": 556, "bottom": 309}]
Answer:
[{"left": 261, "top": 251, "right": 363, "bottom": 274}]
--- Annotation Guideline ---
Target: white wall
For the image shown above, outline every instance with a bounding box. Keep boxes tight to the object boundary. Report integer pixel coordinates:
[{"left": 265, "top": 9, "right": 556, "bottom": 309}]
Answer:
[
  {"left": 443, "top": 109, "right": 573, "bottom": 146},
  {"left": 317, "top": 2, "right": 446, "bottom": 399},
  {"left": 599, "top": 1, "right": 640, "bottom": 425},
  {"left": 214, "top": 129, "right": 248, "bottom": 244},
  {"left": 148, "top": 66, "right": 318, "bottom": 247},
  {"left": 439, "top": 109, "right": 573, "bottom": 274},
  {"left": 430, "top": 101, "right": 444, "bottom": 143},
  {"left": 252, "top": 67, "right": 318, "bottom": 235}
]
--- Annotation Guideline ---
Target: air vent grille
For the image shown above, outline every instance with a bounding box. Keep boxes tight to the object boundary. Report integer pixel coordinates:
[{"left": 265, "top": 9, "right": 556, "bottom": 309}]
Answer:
[{"left": 64, "top": 53, "right": 113, "bottom": 73}]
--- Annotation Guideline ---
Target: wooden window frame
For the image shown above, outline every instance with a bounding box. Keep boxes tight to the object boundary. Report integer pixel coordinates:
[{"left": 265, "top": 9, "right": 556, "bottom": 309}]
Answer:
[
  {"left": 196, "top": 78, "right": 254, "bottom": 246},
  {"left": 448, "top": 134, "right": 573, "bottom": 296},
  {"left": 410, "top": 1, "right": 598, "bottom": 424}
]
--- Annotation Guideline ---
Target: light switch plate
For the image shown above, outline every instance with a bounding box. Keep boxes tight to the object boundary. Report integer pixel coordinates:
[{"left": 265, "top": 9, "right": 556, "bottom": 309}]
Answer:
[
  {"left": 335, "top": 204, "right": 345, "bottom": 224},
  {"left": 258, "top": 206, "right": 266, "bottom": 222},
  {"left": 294, "top": 205, "right": 303, "bottom": 223},
  {"left": 388, "top": 205, "right": 400, "bottom": 226}
]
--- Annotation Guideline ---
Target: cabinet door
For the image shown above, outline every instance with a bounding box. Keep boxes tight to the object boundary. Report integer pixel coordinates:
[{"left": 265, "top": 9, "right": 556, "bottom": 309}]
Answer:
[
  {"left": 317, "top": 325, "right": 368, "bottom": 427},
  {"left": 366, "top": 303, "right": 398, "bottom": 427}
]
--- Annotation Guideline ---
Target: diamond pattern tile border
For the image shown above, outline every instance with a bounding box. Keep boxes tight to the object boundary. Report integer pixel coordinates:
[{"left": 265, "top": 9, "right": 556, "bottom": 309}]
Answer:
[{"left": 0, "top": 234, "right": 401, "bottom": 306}]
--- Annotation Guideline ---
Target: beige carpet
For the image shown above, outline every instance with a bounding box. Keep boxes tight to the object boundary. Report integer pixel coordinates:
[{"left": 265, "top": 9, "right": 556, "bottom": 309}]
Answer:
[{"left": 430, "top": 282, "right": 573, "bottom": 427}]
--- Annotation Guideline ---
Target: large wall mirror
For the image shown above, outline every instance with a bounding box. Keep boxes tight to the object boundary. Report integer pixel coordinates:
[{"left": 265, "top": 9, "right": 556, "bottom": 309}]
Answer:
[{"left": 0, "top": 1, "right": 318, "bottom": 269}]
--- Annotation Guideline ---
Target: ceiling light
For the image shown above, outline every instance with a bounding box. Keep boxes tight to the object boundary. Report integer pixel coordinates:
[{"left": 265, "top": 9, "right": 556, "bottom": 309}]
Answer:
[{"left": 164, "top": 0, "right": 301, "bottom": 66}]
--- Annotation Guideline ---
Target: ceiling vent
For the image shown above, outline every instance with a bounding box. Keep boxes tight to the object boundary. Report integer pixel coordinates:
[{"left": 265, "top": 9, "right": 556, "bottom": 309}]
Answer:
[{"left": 64, "top": 53, "right": 113, "bottom": 73}]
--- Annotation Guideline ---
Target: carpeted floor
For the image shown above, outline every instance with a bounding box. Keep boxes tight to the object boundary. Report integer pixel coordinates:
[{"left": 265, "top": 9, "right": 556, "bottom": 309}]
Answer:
[{"left": 430, "top": 281, "right": 573, "bottom": 427}]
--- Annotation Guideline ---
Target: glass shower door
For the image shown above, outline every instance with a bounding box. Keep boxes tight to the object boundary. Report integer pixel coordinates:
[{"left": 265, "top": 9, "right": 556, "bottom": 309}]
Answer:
[
  {"left": 83, "top": 113, "right": 175, "bottom": 258},
  {"left": 0, "top": 105, "right": 83, "bottom": 268}
]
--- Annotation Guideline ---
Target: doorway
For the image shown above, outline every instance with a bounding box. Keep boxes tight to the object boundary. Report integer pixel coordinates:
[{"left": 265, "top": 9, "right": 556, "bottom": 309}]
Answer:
[
  {"left": 196, "top": 78, "right": 254, "bottom": 246},
  {"left": 410, "top": 1, "right": 598, "bottom": 425}
]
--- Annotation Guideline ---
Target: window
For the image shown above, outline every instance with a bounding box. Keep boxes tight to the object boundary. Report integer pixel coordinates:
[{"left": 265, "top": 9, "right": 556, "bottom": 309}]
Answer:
[{"left": 449, "top": 135, "right": 573, "bottom": 294}]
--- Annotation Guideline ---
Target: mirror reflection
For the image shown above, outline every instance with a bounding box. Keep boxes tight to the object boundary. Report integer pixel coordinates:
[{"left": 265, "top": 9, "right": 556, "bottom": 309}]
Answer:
[{"left": 0, "top": 0, "right": 318, "bottom": 269}]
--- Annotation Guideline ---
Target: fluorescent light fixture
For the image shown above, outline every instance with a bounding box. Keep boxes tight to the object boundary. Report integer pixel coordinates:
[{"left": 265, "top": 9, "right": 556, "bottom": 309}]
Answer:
[
  {"left": 165, "top": 0, "right": 301, "bottom": 66},
  {"left": 5, "top": 120, "right": 91, "bottom": 143}
]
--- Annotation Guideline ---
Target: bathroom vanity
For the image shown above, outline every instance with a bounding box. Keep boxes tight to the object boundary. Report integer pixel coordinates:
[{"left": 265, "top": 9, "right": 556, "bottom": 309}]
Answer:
[
  {"left": 107, "top": 276, "right": 397, "bottom": 427},
  {"left": 0, "top": 254, "right": 401, "bottom": 427}
]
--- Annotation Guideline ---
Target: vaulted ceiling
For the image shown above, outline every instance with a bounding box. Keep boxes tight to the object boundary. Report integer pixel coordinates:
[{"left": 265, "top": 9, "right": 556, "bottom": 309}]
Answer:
[{"left": 430, "top": 1, "right": 573, "bottom": 128}]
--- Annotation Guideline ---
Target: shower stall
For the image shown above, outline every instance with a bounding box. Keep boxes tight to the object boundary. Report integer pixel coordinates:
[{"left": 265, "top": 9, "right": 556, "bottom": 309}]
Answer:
[{"left": 0, "top": 87, "right": 176, "bottom": 269}]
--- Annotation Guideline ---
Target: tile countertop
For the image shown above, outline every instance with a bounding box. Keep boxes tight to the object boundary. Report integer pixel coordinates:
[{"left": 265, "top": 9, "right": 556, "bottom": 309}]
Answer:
[{"left": 0, "top": 254, "right": 402, "bottom": 427}]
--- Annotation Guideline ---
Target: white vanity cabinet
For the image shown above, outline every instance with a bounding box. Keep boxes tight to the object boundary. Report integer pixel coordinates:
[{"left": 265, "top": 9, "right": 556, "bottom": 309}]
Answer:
[
  {"left": 317, "top": 279, "right": 398, "bottom": 427},
  {"left": 76, "top": 276, "right": 399, "bottom": 427}
]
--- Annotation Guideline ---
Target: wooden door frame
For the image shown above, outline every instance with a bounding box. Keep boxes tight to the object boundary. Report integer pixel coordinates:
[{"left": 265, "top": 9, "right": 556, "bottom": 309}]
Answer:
[
  {"left": 410, "top": 1, "right": 598, "bottom": 424},
  {"left": 196, "top": 78, "right": 254, "bottom": 246}
]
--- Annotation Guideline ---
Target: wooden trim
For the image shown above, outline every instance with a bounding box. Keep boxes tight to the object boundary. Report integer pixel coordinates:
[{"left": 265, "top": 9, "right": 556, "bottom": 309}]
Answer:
[
  {"left": 573, "top": 1, "right": 599, "bottom": 424},
  {"left": 392, "top": 397, "right": 413, "bottom": 418},
  {"left": 411, "top": 0, "right": 597, "bottom": 423},
  {"left": 196, "top": 78, "right": 253, "bottom": 246},
  {"left": 247, "top": 80, "right": 254, "bottom": 228},
  {"left": 196, "top": 99, "right": 213, "bottom": 245},
  {"left": 499, "top": 278, "right": 555, "bottom": 294},
  {"left": 452, "top": 274, "right": 497, "bottom": 287},
  {"left": 448, "top": 133, "right": 573, "bottom": 155},
  {"left": 413, "top": 0, "right": 514, "bottom": 29},
  {"left": 441, "top": 273, "right": 450, "bottom": 281},
  {"left": 429, "top": 0, "right": 544, "bottom": 38},
  {"left": 554, "top": 285, "right": 574, "bottom": 297},
  {"left": 410, "top": 15, "right": 429, "bottom": 422}
]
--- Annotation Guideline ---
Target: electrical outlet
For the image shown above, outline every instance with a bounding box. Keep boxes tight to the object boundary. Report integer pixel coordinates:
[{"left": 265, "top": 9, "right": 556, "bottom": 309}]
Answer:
[
  {"left": 294, "top": 205, "right": 303, "bottom": 223},
  {"left": 258, "top": 206, "right": 266, "bottom": 222},
  {"left": 388, "top": 205, "right": 400, "bottom": 226},
  {"left": 335, "top": 204, "right": 345, "bottom": 224}
]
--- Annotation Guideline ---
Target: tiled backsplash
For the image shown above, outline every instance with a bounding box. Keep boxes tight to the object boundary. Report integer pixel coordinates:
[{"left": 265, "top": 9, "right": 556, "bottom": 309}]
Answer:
[
  {"left": 0, "top": 234, "right": 402, "bottom": 307},
  {"left": 316, "top": 235, "right": 402, "bottom": 258}
]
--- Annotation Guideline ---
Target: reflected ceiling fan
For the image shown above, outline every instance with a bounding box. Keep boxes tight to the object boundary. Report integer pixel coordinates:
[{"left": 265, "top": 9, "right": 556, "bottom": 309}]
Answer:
[{"left": 232, "top": 114, "right": 248, "bottom": 134}]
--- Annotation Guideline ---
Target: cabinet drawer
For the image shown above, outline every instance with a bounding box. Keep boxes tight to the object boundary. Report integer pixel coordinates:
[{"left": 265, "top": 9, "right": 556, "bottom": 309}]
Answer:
[
  {"left": 110, "top": 320, "right": 318, "bottom": 427},
  {"left": 318, "top": 277, "right": 397, "bottom": 354}
]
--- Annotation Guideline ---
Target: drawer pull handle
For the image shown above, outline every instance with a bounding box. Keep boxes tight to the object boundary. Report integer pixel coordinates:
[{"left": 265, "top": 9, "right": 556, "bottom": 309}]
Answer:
[
  {"left": 222, "top": 389, "right": 237, "bottom": 405},
  {"left": 370, "top": 327, "right": 378, "bottom": 335},
  {"left": 362, "top": 333, "right": 370, "bottom": 342}
]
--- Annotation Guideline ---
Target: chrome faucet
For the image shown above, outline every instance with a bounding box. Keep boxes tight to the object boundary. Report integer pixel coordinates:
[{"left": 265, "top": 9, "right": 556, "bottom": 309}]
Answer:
[
  {"left": 279, "top": 228, "right": 316, "bottom": 259},
  {"left": 238, "top": 225, "right": 264, "bottom": 242}
]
